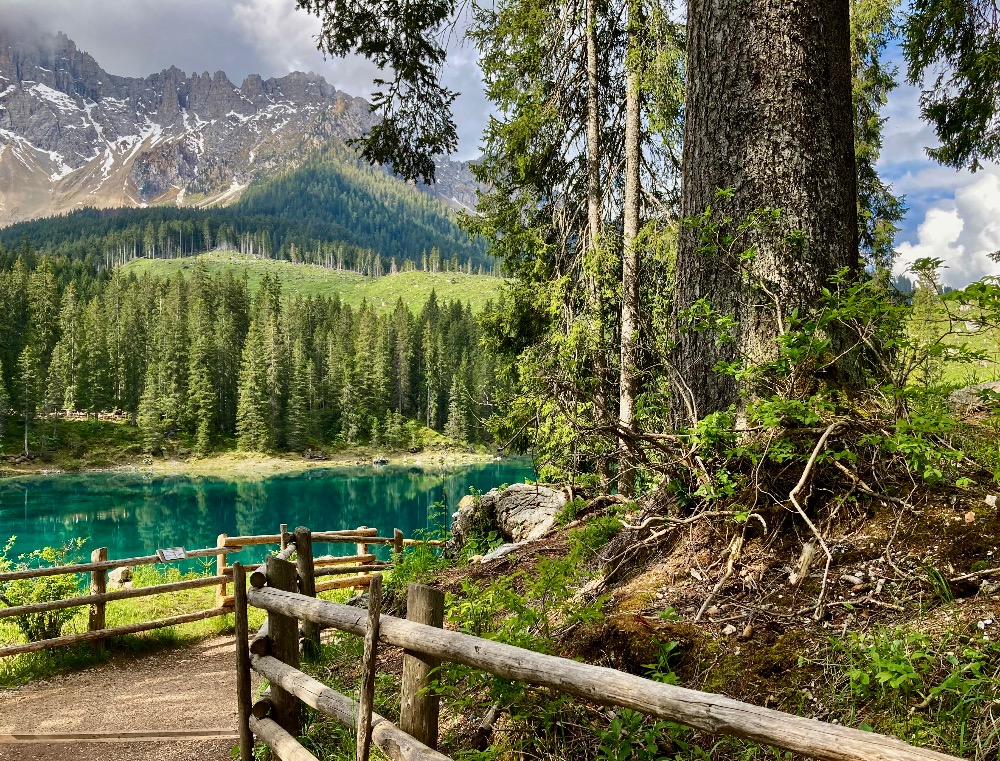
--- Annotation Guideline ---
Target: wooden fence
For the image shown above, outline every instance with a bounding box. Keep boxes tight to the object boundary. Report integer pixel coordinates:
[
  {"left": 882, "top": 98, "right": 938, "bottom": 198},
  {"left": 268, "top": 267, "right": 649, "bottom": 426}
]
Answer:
[
  {"left": 236, "top": 534, "right": 967, "bottom": 761},
  {"left": 0, "top": 524, "right": 439, "bottom": 659}
]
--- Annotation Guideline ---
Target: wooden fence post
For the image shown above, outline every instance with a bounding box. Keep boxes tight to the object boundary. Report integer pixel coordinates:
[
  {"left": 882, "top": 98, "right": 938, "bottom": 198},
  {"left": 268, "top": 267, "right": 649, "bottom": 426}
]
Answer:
[
  {"left": 355, "top": 527, "right": 370, "bottom": 574},
  {"left": 88, "top": 547, "right": 108, "bottom": 635},
  {"left": 216, "top": 533, "right": 228, "bottom": 608},
  {"left": 294, "top": 526, "right": 320, "bottom": 656},
  {"left": 280, "top": 523, "right": 289, "bottom": 550},
  {"left": 393, "top": 528, "right": 404, "bottom": 558},
  {"left": 356, "top": 573, "right": 383, "bottom": 761},
  {"left": 399, "top": 582, "right": 444, "bottom": 749},
  {"left": 233, "top": 562, "right": 254, "bottom": 761},
  {"left": 267, "top": 554, "right": 301, "bottom": 737}
]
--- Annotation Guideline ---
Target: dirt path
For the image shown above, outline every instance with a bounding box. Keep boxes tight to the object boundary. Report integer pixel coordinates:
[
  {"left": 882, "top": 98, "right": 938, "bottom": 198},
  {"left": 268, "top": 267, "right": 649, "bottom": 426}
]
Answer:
[{"left": 0, "top": 636, "right": 259, "bottom": 761}]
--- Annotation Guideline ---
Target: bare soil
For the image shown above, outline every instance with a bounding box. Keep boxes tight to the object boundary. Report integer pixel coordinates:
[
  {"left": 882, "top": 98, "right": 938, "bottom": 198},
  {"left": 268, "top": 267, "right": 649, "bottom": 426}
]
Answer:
[{"left": 0, "top": 636, "right": 259, "bottom": 761}]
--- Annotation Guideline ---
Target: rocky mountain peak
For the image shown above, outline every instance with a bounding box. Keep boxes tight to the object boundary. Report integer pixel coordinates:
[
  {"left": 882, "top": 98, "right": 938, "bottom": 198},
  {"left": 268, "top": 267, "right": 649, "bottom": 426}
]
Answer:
[{"left": 0, "top": 28, "right": 478, "bottom": 227}]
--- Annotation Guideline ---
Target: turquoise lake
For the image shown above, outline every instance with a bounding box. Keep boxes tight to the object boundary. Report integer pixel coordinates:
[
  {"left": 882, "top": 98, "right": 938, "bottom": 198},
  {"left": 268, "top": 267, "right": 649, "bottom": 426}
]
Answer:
[{"left": 0, "top": 459, "right": 534, "bottom": 567}]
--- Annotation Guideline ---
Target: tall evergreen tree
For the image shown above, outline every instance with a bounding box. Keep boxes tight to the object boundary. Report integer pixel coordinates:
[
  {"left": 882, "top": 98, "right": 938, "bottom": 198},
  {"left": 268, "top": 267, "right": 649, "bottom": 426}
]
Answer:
[{"left": 16, "top": 341, "right": 42, "bottom": 456}]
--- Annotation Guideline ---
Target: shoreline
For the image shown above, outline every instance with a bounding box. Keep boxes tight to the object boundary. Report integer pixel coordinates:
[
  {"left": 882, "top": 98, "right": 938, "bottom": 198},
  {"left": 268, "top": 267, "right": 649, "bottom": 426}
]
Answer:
[{"left": 0, "top": 448, "right": 505, "bottom": 480}]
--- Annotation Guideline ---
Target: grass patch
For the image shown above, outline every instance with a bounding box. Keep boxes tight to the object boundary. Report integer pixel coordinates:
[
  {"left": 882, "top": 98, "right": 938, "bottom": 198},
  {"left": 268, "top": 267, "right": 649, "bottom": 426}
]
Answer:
[
  {"left": 121, "top": 252, "right": 505, "bottom": 313},
  {"left": 0, "top": 565, "right": 267, "bottom": 687}
]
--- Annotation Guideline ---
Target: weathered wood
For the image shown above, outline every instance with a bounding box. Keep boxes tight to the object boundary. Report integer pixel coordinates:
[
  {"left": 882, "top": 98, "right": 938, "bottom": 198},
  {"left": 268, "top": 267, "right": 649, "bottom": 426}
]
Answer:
[
  {"left": 88, "top": 547, "right": 107, "bottom": 635},
  {"left": 0, "top": 574, "right": 232, "bottom": 620},
  {"left": 0, "top": 546, "right": 238, "bottom": 583},
  {"left": 295, "top": 527, "right": 320, "bottom": 655},
  {"left": 0, "top": 607, "right": 230, "bottom": 658},
  {"left": 251, "top": 654, "right": 450, "bottom": 761},
  {"left": 249, "top": 542, "right": 297, "bottom": 588},
  {"left": 249, "top": 716, "right": 318, "bottom": 761},
  {"left": 280, "top": 523, "right": 289, "bottom": 550},
  {"left": 250, "top": 619, "right": 270, "bottom": 656},
  {"left": 216, "top": 534, "right": 228, "bottom": 608},
  {"left": 266, "top": 555, "right": 301, "bottom": 737},
  {"left": 247, "top": 588, "right": 963, "bottom": 761},
  {"left": 400, "top": 584, "right": 444, "bottom": 750},
  {"left": 313, "top": 563, "right": 393, "bottom": 578},
  {"left": 314, "top": 554, "right": 377, "bottom": 567},
  {"left": 252, "top": 688, "right": 274, "bottom": 720},
  {"left": 357, "top": 574, "right": 383, "bottom": 761},
  {"left": 233, "top": 563, "right": 254, "bottom": 761},
  {"left": 227, "top": 528, "right": 377, "bottom": 548},
  {"left": 393, "top": 528, "right": 404, "bottom": 556},
  {"left": 314, "top": 576, "right": 373, "bottom": 594}
]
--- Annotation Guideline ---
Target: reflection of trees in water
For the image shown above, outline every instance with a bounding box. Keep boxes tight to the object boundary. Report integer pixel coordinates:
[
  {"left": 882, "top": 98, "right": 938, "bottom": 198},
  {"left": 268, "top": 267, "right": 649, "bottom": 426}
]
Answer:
[
  {"left": 0, "top": 462, "right": 534, "bottom": 563},
  {"left": 236, "top": 480, "right": 268, "bottom": 538}
]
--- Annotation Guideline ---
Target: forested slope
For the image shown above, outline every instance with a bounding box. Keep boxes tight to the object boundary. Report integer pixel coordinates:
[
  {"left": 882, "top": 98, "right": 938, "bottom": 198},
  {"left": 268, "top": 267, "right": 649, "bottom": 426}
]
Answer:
[{"left": 0, "top": 143, "right": 491, "bottom": 275}]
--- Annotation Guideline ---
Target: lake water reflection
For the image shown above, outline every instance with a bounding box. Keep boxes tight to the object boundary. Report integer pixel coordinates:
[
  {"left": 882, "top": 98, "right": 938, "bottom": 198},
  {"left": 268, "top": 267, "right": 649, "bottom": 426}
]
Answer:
[{"left": 0, "top": 459, "right": 534, "bottom": 567}]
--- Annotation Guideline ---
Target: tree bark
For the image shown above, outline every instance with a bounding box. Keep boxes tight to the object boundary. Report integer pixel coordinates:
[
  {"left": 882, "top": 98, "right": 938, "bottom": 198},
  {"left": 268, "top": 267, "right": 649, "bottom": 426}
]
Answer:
[
  {"left": 673, "top": 0, "right": 859, "bottom": 424},
  {"left": 619, "top": 0, "right": 643, "bottom": 497}
]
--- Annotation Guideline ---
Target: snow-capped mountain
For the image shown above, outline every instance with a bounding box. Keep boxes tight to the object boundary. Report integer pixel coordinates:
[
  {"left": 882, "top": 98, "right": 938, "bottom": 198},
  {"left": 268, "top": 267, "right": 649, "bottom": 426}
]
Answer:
[{"left": 0, "top": 30, "right": 477, "bottom": 227}]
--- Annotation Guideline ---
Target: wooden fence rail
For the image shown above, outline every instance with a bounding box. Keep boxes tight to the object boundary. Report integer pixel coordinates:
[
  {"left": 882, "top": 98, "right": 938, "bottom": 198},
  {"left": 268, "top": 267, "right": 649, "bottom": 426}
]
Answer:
[
  {"left": 238, "top": 557, "right": 967, "bottom": 761},
  {"left": 0, "top": 523, "right": 429, "bottom": 660}
]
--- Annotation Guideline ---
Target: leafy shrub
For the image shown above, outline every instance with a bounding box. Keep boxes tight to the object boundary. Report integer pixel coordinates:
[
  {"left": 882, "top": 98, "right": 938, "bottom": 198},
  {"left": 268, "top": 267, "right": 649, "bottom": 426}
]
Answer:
[{"left": 0, "top": 537, "right": 87, "bottom": 642}]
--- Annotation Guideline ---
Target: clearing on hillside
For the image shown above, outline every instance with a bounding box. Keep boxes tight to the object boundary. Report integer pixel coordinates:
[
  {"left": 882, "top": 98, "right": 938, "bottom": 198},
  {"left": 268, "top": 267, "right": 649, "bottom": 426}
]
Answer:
[{"left": 121, "top": 252, "right": 506, "bottom": 312}]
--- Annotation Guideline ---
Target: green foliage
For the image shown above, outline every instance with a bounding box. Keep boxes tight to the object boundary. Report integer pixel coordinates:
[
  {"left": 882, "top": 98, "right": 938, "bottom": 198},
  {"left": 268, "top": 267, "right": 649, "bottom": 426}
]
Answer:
[
  {"left": 832, "top": 624, "right": 1000, "bottom": 757},
  {"left": 904, "top": 0, "right": 1000, "bottom": 170},
  {"left": 0, "top": 537, "right": 86, "bottom": 642}
]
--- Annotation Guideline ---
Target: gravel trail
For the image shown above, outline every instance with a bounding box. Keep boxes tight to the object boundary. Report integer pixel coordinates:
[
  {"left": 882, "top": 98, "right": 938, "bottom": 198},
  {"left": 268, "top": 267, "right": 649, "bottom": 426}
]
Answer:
[{"left": 0, "top": 636, "right": 259, "bottom": 761}]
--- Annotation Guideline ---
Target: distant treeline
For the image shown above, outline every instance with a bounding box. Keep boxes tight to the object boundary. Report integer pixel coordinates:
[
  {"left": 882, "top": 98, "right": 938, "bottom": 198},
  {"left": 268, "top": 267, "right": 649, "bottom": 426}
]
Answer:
[
  {"left": 0, "top": 251, "right": 496, "bottom": 455},
  {"left": 0, "top": 143, "right": 493, "bottom": 276}
]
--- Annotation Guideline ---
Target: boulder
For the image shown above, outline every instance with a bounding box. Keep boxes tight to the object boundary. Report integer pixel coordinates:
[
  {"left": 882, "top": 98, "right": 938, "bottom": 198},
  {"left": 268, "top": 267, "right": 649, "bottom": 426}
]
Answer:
[
  {"left": 493, "top": 483, "right": 565, "bottom": 542},
  {"left": 108, "top": 566, "right": 133, "bottom": 589},
  {"left": 450, "top": 494, "right": 481, "bottom": 551},
  {"left": 949, "top": 381, "right": 1000, "bottom": 412}
]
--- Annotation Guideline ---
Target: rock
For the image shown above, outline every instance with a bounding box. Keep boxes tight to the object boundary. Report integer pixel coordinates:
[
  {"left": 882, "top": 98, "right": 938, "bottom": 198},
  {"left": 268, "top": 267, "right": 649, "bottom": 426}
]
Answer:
[
  {"left": 480, "top": 542, "right": 526, "bottom": 563},
  {"left": 108, "top": 566, "right": 133, "bottom": 589},
  {"left": 493, "top": 483, "right": 565, "bottom": 542},
  {"left": 372, "top": 456, "right": 390, "bottom": 466},
  {"left": 722, "top": 624, "right": 738, "bottom": 636},
  {"left": 949, "top": 381, "right": 1000, "bottom": 412},
  {"left": 986, "top": 495, "right": 997, "bottom": 508},
  {"left": 449, "top": 494, "right": 481, "bottom": 552}
]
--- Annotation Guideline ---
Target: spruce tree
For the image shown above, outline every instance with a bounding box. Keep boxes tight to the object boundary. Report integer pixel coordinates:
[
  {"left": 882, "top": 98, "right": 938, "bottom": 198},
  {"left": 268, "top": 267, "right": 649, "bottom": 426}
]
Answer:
[
  {"left": 16, "top": 341, "right": 41, "bottom": 456},
  {"left": 236, "top": 320, "right": 273, "bottom": 452},
  {"left": 0, "top": 360, "right": 9, "bottom": 450},
  {"left": 444, "top": 380, "right": 466, "bottom": 443}
]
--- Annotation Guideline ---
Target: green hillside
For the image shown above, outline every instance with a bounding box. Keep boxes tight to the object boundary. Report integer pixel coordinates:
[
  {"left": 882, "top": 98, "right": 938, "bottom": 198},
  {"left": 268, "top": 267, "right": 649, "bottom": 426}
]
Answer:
[
  {"left": 0, "top": 142, "right": 490, "bottom": 274},
  {"left": 121, "top": 252, "right": 506, "bottom": 312}
]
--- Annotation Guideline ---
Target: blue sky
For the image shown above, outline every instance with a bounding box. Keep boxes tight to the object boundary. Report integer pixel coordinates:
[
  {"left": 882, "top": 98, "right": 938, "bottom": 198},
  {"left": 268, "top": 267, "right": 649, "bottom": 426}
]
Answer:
[
  {"left": 878, "top": 43, "right": 1000, "bottom": 286},
  {"left": 5, "top": 0, "right": 999, "bottom": 287}
]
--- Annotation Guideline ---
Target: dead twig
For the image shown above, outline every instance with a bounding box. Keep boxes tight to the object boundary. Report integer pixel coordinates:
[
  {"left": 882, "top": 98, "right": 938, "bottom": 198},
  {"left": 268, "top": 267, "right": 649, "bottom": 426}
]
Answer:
[{"left": 788, "top": 421, "right": 844, "bottom": 620}]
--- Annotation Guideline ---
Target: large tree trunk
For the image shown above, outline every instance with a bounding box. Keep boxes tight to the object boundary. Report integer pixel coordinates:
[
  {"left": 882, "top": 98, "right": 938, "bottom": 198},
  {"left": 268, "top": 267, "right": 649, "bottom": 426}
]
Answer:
[
  {"left": 618, "top": 2, "right": 642, "bottom": 497},
  {"left": 673, "top": 0, "right": 859, "bottom": 424}
]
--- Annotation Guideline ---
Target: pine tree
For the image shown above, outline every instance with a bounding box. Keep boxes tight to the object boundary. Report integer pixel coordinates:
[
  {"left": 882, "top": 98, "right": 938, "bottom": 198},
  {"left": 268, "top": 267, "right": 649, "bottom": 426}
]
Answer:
[
  {"left": 16, "top": 341, "right": 41, "bottom": 456},
  {"left": 0, "top": 359, "right": 9, "bottom": 450},
  {"left": 236, "top": 320, "right": 272, "bottom": 452},
  {"left": 137, "top": 364, "right": 164, "bottom": 454},
  {"left": 444, "top": 380, "right": 466, "bottom": 443},
  {"left": 286, "top": 340, "right": 310, "bottom": 451}
]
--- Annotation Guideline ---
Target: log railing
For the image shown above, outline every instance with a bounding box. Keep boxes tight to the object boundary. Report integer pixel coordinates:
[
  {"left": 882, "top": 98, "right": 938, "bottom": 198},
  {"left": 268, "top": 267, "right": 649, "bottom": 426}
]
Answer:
[
  {"left": 0, "top": 523, "right": 429, "bottom": 659},
  {"left": 237, "top": 547, "right": 967, "bottom": 761}
]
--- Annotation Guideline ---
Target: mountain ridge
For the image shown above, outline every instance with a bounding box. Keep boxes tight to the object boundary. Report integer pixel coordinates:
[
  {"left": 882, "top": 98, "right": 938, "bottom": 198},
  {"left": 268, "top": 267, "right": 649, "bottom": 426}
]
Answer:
[{"left": 0, "top": 28, "right": 478, "bottom": 226}]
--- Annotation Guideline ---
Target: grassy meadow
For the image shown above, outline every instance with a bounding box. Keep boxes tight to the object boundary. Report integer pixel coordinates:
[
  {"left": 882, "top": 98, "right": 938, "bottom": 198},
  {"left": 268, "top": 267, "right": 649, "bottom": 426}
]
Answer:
[{"left": 121, "top": 252, "right": 506, "bottom": 313}]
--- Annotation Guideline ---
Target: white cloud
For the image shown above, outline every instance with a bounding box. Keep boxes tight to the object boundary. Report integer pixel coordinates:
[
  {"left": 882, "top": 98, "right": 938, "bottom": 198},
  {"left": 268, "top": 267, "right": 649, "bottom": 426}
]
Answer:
[{"left": 895, "top": 167, "right": 1000, "bottom": 286}]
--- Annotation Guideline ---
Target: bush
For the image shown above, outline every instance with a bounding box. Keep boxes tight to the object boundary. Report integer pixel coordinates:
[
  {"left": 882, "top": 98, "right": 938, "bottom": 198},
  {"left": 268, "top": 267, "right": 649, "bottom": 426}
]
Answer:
[{"left": 0, "top": 537, "right": 87, "bottom": 642}]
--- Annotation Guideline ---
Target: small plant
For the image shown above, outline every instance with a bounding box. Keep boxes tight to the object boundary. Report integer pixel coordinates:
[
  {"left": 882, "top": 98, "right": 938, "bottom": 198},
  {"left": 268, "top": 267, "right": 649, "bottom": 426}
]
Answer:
[{"left": 0, "top": 536, "right": 87, "bottom": 642}]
